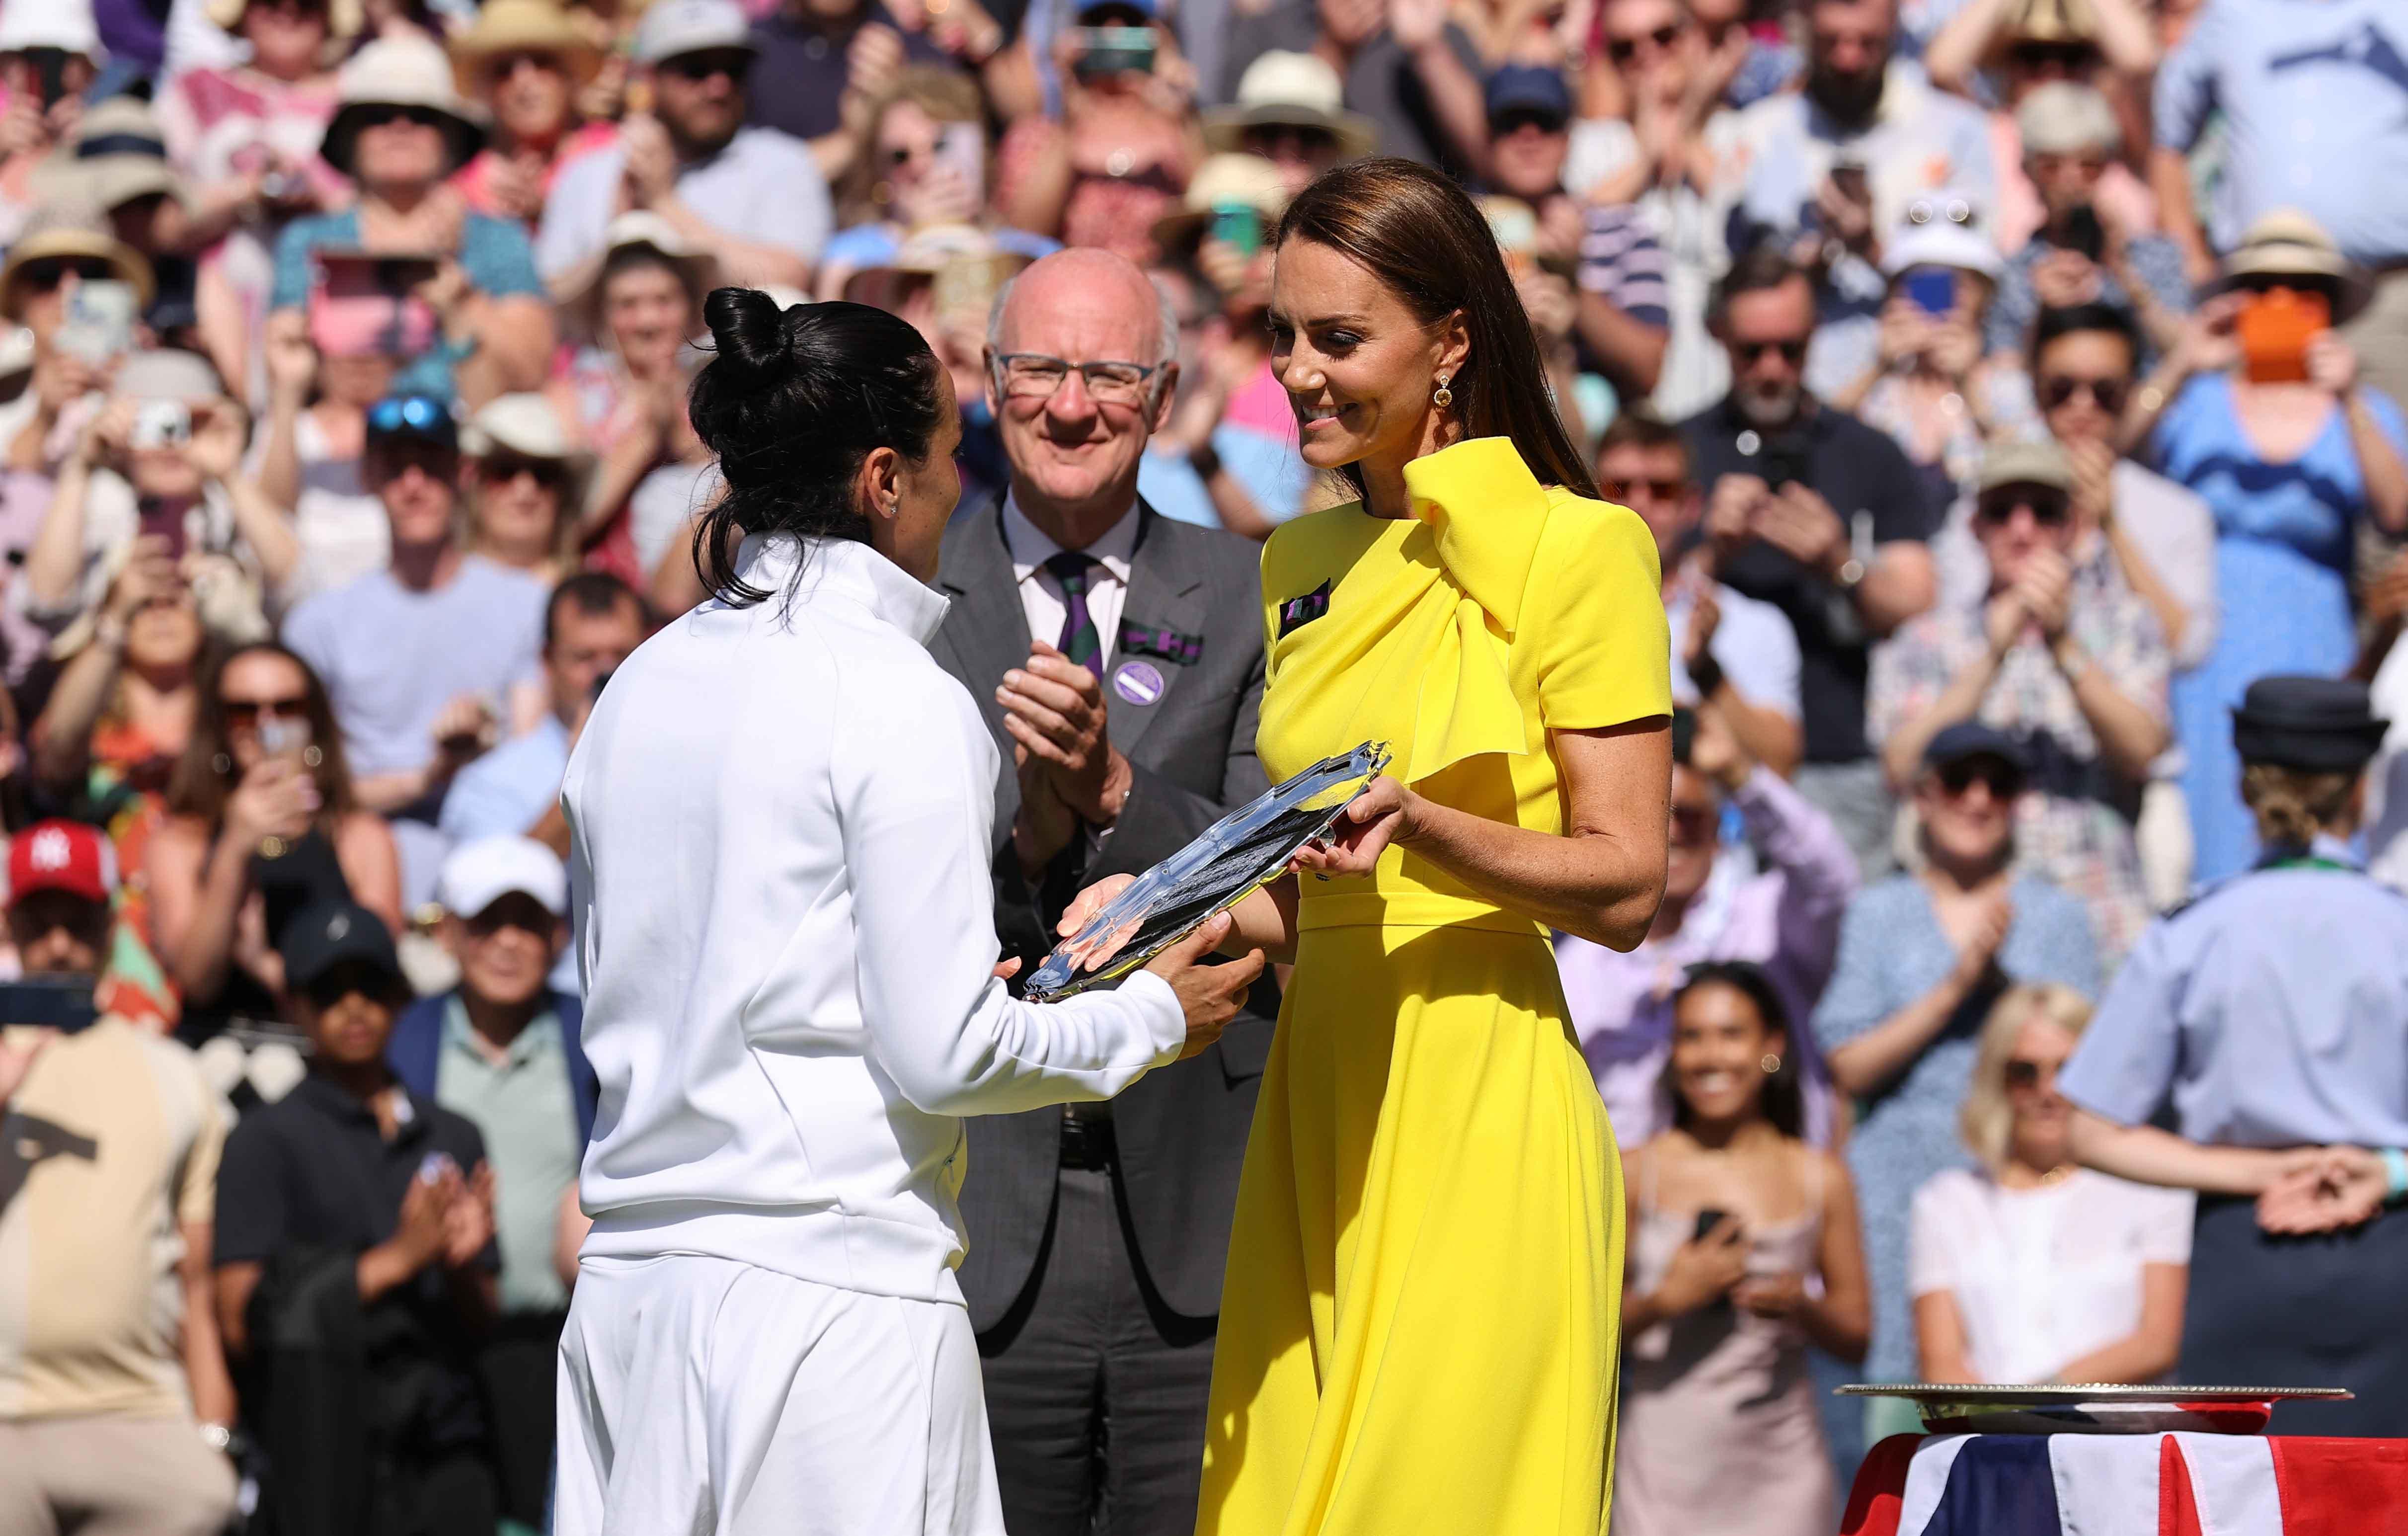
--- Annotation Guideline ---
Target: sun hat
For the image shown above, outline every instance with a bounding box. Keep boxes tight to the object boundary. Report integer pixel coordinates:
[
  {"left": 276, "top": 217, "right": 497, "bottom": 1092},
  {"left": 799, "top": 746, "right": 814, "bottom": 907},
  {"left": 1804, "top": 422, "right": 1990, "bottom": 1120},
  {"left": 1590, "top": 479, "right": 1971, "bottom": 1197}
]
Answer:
[
  {"left": 1882, "top": 203, "right": 2007, "bottom": 282},
  {"left": 561, "top": 210, "right": 719, "bottom": 339},
  {"left": 450, "top": 0, "right": 606, "bottom": 95},
  {"left": 318, "top": 37, "right": 488, "bottom": 179},
  {"left": 205, "top": 0, "right": 364, "bottom": 41},
  {"left": 2212, "top": 208, "right": 2370, "bottom": 323},
  {"left": 1150, "top": 153, "right": 1290, "bottom": 251},
  {"left": 461, "top": 392, "right": 595, "bottom": 509},
  {"left": 1203, "top": 52, "right": 1377, "bottom": 162},
  {"left": 0, "top": 205, "right": 155, "bottom": 319},
  {"left": 2000, "top": 0, "right": 2096, "bottom": 43},
  {"left": 632, "top": 0, "right": 755, "bottom": 66},
  {"left": 34, "top": 96, "right": 180, "bottom": 214},
  {"left": 2016, "top": 81, "right": 2118, "bottom": 156},
  {"left": 0, "top": 0, "right": 106, "bottom": 60}
]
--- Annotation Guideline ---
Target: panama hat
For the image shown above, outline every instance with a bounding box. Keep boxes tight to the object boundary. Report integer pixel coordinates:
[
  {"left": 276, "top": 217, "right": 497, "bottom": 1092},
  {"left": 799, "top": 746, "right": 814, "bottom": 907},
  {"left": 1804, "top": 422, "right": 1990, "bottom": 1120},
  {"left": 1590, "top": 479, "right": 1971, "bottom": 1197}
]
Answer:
[
  {"left": 450, "top": 0, "right": 606, "bottom": 94},
  {"left": 319, "top": 38, "right": 488, "bottom": 179},
  {"left": 560, "top": 211, "right": 720, "bottom": 338},
  {"left": 0, "top": 205, "right": 155, "bottom": 320},
  {"left": 1204, "top": 52, "right": 1377, "bottom": 162},
  {"left": 461, "top": 393, "right": 596, "bottom": 511},
  {"left": 34, "top": 96, "right": 180, "bottom": 214},
  {"left": 2212, "top": 209, "right": 2370, "bottom": 323},
  {"left": 203, "top": 0, "right": 364, "bottom": 41},
  {"left": 1151, "top": 153, "right": 1291, "bottom": 252}
]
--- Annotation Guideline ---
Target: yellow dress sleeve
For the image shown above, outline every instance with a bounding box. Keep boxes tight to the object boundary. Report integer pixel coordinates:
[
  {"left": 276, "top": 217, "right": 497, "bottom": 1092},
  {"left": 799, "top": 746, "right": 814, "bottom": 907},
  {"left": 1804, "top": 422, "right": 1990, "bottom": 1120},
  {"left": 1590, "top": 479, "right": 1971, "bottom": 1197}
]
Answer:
[{"left": 1524, "top": 493, "right": 1672, "bottom": 733}]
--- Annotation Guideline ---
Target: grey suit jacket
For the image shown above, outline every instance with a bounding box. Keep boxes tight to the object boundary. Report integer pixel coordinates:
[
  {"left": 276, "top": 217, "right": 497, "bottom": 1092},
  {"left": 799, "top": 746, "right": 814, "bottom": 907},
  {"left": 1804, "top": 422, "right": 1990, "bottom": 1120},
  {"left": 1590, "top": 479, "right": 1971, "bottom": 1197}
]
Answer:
[{"left": 931, "top": 494, "right": 1273, "bottom": 1329}]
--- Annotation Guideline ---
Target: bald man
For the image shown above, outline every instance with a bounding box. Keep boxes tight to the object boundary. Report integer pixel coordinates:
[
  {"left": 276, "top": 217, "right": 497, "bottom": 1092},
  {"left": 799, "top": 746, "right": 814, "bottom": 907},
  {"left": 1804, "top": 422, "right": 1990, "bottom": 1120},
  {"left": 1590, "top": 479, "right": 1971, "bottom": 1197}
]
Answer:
[{"left": 929, "top": 249, "right": 1276, "bottom": 1535}]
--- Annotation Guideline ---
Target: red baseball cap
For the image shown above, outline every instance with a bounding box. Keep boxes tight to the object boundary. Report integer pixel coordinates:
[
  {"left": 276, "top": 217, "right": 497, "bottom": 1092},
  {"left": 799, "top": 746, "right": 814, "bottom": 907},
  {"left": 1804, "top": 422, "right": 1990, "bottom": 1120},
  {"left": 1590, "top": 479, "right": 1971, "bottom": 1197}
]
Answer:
[{"left": 6, "top": 820, "right": 118, "bottom": 908}]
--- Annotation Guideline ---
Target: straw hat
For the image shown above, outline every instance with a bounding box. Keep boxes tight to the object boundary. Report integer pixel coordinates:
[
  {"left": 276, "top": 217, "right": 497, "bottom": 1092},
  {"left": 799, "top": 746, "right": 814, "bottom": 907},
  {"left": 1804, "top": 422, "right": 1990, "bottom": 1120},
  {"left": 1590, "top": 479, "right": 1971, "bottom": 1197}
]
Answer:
[
  {"left": 2214, "top": 208, "right": 2370, "bottom": 322},
  {"left": 319, "top": 38, "right": 488, "bottom": 179},
  {"left": 1151, "top": 153, "right": 1290, "bottom": 251},
  {"left": 203, "top": 0, "right": 364, "bottom": 42},
  {"left": 561, "top": 211, "right": 721, "bottom": 338},
  {"left": 461, "top": 393, "right": 596, "bottom": 511},
  {"left": 2000, "top": 0, "right": 2095, "bottom": 43},
  {"left": 1204, "top": 52, "right": 1377, "bottom": 162},
  {"left": 450, "top": 0, "right": 607, "bottom": 95},
  {"left": 0, "top": 205, "right": 155, "bottom": 320},
  {"left": 34, "top": 96, "right": 180, "bottom": 214},
  {"left": 2015, "top": 81, "right": 2118, "bottom": 156}
]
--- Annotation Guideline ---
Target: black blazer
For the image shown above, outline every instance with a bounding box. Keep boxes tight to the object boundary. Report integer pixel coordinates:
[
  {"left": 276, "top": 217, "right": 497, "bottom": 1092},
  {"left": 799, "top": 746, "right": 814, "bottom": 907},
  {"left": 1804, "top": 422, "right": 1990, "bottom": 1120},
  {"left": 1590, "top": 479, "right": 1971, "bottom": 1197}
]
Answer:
[{"left": 930, "top": 495, "right": 1273, "bottom": 1328}]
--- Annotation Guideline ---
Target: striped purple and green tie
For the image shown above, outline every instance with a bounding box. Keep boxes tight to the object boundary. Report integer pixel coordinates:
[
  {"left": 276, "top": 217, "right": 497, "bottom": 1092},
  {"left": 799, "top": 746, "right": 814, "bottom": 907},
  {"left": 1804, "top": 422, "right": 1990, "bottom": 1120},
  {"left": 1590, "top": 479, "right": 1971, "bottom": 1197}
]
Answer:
[{"left": 1047, "top": 551, "right": 1104, "bottom": 678}]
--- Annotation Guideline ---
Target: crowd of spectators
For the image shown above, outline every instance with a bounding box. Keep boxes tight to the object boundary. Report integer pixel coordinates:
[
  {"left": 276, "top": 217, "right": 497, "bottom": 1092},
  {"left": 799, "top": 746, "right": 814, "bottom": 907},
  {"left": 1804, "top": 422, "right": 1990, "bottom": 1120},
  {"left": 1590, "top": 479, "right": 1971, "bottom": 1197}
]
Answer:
[{"left": 0, "top": 0, "right": 2398, "bottom": 1527}]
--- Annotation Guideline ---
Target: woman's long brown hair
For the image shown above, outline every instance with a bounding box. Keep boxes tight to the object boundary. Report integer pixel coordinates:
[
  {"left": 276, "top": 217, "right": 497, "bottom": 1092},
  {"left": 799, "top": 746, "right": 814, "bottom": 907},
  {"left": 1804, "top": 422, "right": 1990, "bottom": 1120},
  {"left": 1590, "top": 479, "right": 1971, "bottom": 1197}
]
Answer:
[
  {"left": 1274, "top": 157, "right": 1600, "bottom": 504},
  {"left": 165, "top": 642, "right": 358, "bottom": 835}
]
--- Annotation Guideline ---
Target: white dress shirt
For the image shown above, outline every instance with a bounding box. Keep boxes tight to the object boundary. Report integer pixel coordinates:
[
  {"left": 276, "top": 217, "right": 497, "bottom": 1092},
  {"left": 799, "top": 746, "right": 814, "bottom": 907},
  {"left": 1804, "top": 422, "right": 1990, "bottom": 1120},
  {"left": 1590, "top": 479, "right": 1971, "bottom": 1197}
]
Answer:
[
  {"left": 563, "top": 534, "right": 1185, "bottom": 1304},
  {"left": 1002, "top": 495, "right": 1138, "bottom": 667}
]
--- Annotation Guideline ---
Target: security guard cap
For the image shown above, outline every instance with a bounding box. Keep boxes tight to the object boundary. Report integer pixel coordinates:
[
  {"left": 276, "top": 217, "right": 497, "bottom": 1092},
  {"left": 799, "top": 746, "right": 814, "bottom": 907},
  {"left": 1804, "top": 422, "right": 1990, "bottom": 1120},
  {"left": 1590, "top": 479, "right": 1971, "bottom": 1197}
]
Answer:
[{"left": 2230, "top": 675, "right": 2387, "bottom": 773}]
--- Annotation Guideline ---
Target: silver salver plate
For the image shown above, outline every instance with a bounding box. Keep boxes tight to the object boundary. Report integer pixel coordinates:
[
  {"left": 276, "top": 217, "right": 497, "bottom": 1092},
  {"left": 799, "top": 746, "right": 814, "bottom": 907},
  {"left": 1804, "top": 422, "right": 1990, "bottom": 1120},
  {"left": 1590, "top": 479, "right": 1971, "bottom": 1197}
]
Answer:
[
  {"left": 1021, "top": 741, "right": 1390, "bottom": 1002},
  {"left": 1836, "top": 1384, "right": 2354, "bottom": 1402},
  {"left": 1837, "top": 1383, "right": 2353, "bottom": 1435}
]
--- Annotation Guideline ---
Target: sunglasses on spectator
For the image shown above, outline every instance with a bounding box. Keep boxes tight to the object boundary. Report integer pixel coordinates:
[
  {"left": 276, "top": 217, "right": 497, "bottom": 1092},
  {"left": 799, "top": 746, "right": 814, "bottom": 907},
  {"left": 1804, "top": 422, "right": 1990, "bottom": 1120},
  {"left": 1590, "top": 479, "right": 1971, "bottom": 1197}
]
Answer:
[
  {"left": 1491, "top": 107, "right": 1567, "bottom": 136},
  {"left": 662, "top": 49, "right": 751, "bottom": 82},
  {"left": 478, "top": 454, "right": 569, "bottom": 488},
  {"left": 223, "top": 693, "right": 310, "bottom": 726},
  {"left": 1601, "top": 477, "right": 1688, "bottom": 503},
  {"left": 6, "top": 895, "right": 113, "bottom": 951},
  {"left": 303, "top": 961, "right": 410, "bottom": 1011},
  {"left": 1935, "top": 758, "right": 2025, "bottom": 800},
  {"left": 15, "top": 256, "right": 117, "bottom": 292},
  {"left": 491, "top": 49, "right": 565, "bottom": 78},
  {"left": 1975, "top": 489, "right": 2073, "bottom": 527},
  {"left": 1244, "top": 124, "right": 1339, "bottom": 156},
  {"left": 2008, "top": 40, "right": 2093, "bottom": 73},
  {"left": 355, "top": 104, "right": 450, "bottom": 132},
  {"left": 2003, "top": 1056, "right": 2060, "bottom": 1091},
  {"left": 464, "top": 904, "right": 555, "bottom": 940},
  {"left": 1732, "top": 337, "right": 1808, "bottom": 364},
  {"left": 1606, "top": 23, "right": 1682, "bottom": 62},
  {"left": 367, "top": 394, "right": 451, "bottom": 435},
  {"left": 2040, "top": 374, "right": 2128, "bottom": 413}
]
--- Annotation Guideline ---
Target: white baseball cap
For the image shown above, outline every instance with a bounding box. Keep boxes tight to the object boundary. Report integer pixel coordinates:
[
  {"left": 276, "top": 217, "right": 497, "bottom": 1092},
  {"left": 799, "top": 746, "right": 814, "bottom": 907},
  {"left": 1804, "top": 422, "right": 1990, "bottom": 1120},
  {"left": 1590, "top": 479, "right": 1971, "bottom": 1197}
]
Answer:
[
  {"left": 438, "top": 835, "right": 568, "bottom": 919},
  {"left": 634, "top": 0, "right": 755, "bottom": 65}
]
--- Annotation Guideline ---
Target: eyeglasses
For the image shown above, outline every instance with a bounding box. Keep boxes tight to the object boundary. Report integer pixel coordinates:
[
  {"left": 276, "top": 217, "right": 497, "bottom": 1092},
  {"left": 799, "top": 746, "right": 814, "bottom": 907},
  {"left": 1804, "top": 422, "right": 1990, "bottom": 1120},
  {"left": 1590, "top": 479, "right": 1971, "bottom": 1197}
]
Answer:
[
  {"left": 223, "top": 694, "right": 310, "bottom": 726},
  {"left": 15, "top": 256, "right": 117, "bottom": 292},
  {"left": 355, "top": 104, "right": 450, "bottom": 132},
  {"left": 367, "top": 394, "right": 452, "bottom": 436},
  {"left": 2039, "top": 374, "right": 2128, "bottom": 413},
  {"left": 1601, "top": 477, "right": 1688, "bottom": 503},
  {"left": 479, "top": 453, "right": 569, "bottom": 489},
  {"left": 661, "top": 48, "right": 751, "bottom": 82},
  {"left": 1732, "top": 337, "right": 1808, "bottom": 365},
  {"left": 2003, "top": 1056, "right": 2061, "bottom": 1091},
  {"left": 1936, "top": 759, "right": 2025, "bottom": 800},
  {"left": 1975, "top": 489, "right": 2073, "bottom": 527},
  {"left": 1243, "top": 123, "right": 1339, "bottom": 157},
  {"left": 1606, "top": 22, "right": 1683, "bottom": 62},
  {"left": 993, "top": 352, "right": 1165, "bottom": 407}
]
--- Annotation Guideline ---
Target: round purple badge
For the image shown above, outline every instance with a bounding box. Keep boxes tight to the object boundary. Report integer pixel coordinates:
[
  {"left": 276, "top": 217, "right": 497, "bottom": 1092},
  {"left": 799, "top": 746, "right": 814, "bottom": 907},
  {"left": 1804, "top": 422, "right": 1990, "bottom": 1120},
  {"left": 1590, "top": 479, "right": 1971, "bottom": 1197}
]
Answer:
[{"left": 1112, "top": 659, "right": 1166, "bottom": 707}]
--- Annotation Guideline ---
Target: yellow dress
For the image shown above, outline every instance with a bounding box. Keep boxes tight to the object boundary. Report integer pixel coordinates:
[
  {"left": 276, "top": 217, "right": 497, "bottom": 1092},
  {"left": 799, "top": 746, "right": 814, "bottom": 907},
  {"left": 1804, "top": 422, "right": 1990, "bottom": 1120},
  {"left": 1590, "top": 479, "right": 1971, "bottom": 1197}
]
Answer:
[{"left": 1196, "top": 437, "right": 1672, "bottom": 1536}]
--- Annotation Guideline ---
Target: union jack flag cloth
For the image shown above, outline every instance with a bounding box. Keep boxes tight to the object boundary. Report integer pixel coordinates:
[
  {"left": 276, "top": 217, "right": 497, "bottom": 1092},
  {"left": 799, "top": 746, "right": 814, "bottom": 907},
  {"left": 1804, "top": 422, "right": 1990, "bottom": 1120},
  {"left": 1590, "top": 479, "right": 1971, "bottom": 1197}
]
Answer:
[{"left": 1839, "top": 1433, "right": 2408, "bottom": 1536}]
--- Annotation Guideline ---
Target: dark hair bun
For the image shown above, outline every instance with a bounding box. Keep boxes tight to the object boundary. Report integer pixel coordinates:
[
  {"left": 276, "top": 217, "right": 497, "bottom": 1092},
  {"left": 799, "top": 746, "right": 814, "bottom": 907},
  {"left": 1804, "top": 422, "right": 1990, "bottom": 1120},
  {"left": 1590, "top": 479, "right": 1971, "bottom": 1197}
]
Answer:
[{"left": 702, "top": 286, "right": 795, "bottom": 381}]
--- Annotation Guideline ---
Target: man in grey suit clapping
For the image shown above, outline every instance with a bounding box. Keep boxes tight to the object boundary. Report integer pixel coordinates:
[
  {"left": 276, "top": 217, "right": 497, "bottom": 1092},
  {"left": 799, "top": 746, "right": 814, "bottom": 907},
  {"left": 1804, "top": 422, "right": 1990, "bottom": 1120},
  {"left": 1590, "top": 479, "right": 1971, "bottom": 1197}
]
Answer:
[{"left": 929, "top": 248, "right": 1276, "bottom": 1536}]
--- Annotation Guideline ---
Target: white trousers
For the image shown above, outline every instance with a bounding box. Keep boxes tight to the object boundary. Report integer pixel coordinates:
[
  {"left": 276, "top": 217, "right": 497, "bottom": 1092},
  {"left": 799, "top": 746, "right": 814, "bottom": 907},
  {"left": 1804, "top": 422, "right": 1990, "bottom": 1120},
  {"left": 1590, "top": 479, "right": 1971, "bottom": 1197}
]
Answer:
[{"left": 555, "top": 1254, "right": 1005, "bottom": 1536}]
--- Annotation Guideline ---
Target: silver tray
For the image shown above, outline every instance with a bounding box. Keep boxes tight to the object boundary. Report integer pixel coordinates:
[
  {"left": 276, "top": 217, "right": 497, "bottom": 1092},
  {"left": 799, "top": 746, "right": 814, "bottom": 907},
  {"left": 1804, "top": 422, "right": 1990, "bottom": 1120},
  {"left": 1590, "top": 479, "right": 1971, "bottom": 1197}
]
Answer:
[{"left": 1022, "top": 741, "right": 1390, "bottom": 1002}]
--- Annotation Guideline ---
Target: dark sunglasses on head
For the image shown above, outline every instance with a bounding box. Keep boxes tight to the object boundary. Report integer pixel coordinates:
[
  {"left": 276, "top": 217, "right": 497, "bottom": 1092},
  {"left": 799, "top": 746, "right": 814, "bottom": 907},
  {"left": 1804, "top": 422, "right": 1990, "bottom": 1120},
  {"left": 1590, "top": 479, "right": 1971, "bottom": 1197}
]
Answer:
[
  {"left": 1976, "top": 488, "right": 2073, "bottom": 527},
  {"left": 16, "top": 256, "right": 117, "bottom": 292},
  {"left": 479, "top": 453, "right": 569, "bottom": 488},
  {"left": 2003, "top": 1056, "right": 2059, "bottom": 1091},
  {"left": 1734, "top": 337, "right": 1808, "bottom": 364},
  {"left": 367, "top": 394, "right": 452, "bottom": 436},
  {"left": 355, "top": 104, "right": 450, "bottom": 132},
  {"left": 1936, "top": 758, "right": 2025, "bottom": 800},
  {"left": 1601, "top": 477, "right": 1688, "bottom": 503},
  {"left": 662, "top": 48, "right": 751, "bottom": 82},
  {"left": 1606, "top": 22, "right": 1682, "bottom": 61},
  {"left": 224, "top": 693, "right": 310, "bottom": 726},
  {"left": 2040, "top": 374, "right": 2128, "bottom": 413}
]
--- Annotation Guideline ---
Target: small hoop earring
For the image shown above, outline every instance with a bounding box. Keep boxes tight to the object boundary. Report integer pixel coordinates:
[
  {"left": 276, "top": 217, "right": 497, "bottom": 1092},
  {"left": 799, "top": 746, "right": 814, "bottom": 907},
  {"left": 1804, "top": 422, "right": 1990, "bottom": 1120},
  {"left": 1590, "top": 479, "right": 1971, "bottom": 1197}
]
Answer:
[
  {"left": 211, "top": 753, "right": 232, "bottom": 776},
  {"left": 1432, "top": 375, "right": 1453, "bottom": 410},
  {"left": 1760, "top": 1053, "right": 1782, "bottom": 1075}
]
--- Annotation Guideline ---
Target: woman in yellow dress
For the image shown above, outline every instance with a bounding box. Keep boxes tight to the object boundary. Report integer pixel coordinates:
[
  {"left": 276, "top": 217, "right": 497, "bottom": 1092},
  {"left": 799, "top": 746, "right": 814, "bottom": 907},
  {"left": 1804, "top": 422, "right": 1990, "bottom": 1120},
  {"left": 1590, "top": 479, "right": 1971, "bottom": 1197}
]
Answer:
[{"left": 1065, "top": 158, "right": 1671, "bottom": 1534}]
